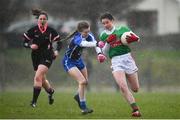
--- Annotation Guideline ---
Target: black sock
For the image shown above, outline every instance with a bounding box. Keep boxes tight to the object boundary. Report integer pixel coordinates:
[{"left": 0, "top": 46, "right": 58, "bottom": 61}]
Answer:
[{"left": 32, "top": 86, "right": 41, "bottom": 103}]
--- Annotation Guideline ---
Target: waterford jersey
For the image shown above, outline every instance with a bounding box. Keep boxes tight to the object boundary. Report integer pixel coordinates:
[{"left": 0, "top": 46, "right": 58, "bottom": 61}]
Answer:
[
  {"left": 99, "top": 26, "right": 131, "bottom": 59},
  {"left": 65, "top": 32, "right": 95, "bottom": 60}
]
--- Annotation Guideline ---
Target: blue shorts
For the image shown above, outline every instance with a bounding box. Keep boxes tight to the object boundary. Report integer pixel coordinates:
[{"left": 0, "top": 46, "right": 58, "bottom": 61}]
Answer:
[{"left": 62, "top": 55, "right": 85, "bottom": 72}]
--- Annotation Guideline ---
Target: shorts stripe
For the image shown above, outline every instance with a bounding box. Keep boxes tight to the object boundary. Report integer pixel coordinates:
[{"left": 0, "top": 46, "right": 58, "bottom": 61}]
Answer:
[{"left": 65, "top": 59, "right": 70, "bottom": 71}]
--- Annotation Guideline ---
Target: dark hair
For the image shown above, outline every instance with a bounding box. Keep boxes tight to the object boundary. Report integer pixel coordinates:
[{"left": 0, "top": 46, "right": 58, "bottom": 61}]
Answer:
[
  {"left": 63, "top": 21, "right": 90, "bottom": 41},
  {"left": 32, "top": 8, "right": 48, "bottom": 19},
  {"left": 100, "top": 12, "right": 114, "bottom": 21}
]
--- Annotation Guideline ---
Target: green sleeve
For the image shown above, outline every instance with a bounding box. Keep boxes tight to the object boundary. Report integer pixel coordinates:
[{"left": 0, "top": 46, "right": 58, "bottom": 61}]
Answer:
[{"left": 118, "top": 26, "right": 131, "bottom": 33}]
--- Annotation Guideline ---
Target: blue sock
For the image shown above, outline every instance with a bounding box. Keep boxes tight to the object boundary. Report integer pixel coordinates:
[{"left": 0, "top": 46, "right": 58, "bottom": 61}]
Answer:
[{"left": 80, "top": 101, "right": 87, "bottom": 110}]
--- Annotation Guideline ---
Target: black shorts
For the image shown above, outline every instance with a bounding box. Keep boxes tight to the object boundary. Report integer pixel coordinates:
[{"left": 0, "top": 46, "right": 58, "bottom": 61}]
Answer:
[{"left": 31, "top": 50, "right": 54, "bottom": 71}]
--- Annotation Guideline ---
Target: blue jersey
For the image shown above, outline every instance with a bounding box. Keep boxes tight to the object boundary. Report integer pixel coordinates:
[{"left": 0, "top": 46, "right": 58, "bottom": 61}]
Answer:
[
  {"left": 62, "top": 32, "right": 96, "bottom": 72},
  {"left": 65, "top": 32, "right": 95, "bottom": 60}
]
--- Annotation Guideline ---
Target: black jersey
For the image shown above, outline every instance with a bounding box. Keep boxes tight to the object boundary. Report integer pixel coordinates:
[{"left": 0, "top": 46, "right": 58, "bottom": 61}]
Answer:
[
  {"left": 23, "top": 25, "right": 60, "bottom": 70},
  {"left": 23, "top": 25, "right": 60, "bottom": 52}
]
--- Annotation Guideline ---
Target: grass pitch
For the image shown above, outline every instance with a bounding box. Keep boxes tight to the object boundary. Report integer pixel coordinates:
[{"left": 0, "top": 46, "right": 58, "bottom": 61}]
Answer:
[{"left": 0, "top": 91, "right": 180, "bottom": 119}]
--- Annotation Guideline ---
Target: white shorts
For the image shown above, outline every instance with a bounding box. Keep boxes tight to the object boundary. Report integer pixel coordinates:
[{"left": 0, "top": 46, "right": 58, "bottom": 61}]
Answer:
[{"left": 111, "top": 53, "right": 138, "bottom": 74}]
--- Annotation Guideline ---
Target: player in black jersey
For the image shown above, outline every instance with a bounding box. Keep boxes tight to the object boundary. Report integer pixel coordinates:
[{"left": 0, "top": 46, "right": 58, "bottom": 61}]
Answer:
[{"left": 23, "top": 9, "right": 62, "bottom": 108}]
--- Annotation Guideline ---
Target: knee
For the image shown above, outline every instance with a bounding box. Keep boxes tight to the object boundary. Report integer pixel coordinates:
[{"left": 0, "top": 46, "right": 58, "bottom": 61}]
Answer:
[
  {"left": 34, "top": 75, "right": 42, "bottom": 83},
  {"left": 79, "top": 79, "right": 88, "bottom": 85},
  {"left": 132, "top": 86, "right": 139, "bottom": 93}
]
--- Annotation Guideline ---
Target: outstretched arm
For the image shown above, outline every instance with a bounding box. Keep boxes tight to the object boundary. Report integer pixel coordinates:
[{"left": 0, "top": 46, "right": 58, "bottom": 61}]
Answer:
[
  {"left": 102, "top": 42, "right": 110, "bottom": 56},
  {"left": 80, "top": 40, "right": 98, "bottom": 47}
]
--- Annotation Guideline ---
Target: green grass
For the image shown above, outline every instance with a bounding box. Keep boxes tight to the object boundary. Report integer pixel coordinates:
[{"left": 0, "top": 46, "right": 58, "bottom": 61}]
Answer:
[{"left": 0, "top": 91, "right": 180, "bottom": 119}]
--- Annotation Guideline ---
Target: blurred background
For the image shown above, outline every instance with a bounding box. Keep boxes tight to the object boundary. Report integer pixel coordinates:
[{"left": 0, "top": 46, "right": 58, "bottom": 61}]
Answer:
[{"left": 0, "top": 0, "right": 180, "bottom": 92}]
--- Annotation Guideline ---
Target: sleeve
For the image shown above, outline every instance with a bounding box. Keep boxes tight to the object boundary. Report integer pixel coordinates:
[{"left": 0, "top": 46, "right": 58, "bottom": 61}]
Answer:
[
  {"left": 89, "top": 33, "right": 103, "bottom": 54},
  {"left": 79, "top": 34, "right": 97, "bottom": 47},
  {"left": 95, "top": 47, "right": 102, "bottom": 55},
  {"left": 88, "top": 33, "right": 96, "bottom": 42},
  {"left": 88, "top": 33, "right": 102, "bottom": 54},
  {"left": 73, "top": 34, "right": 101, "bottom": 50},
  {"left": 102, "top": 42, "right": 110, "bottom": 56},
  {"left": 23, "top": 28, "right": 34, "bottom": 41},
  {"left": 51, "top": 28, "right": 60, "bottom": 42},
  {"left": 80, "top": 40, "right": 97, "bottom": 47},
  {"left": 118, "top": 26, "right": 131, "bottom": 36},
  {"left": 72, "top": 34, "right": 96, "bottom": 47},
  {"left": 73, "top": 35, "right": 82, "bottom": 46},
  {"left": 120, "top": 26, "right": 131, "bottom": 32},
  {"left": 23, "top": 28, "right": 34, "bottom": 48}
]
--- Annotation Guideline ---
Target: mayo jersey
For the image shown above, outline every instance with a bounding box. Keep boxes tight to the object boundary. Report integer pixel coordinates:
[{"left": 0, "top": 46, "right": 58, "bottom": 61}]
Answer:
[{"left": 99, "top": 26, "right": 131, "bottom": 59}]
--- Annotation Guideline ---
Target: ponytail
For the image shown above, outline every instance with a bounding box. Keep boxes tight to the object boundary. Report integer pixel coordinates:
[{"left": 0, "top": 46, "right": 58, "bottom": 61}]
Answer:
[
  {"left": 61, "top": 21, "right": 89, "bottom": 41},
  {"left": 61, "top": 30, "right": 78, "bottom": 41}
]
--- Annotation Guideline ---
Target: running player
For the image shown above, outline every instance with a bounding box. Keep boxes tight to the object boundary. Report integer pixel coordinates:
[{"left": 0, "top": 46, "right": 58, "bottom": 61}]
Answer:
[
  {"left": 99, "top": 12, "right": 141, "bottom": 117},
  {"left": 23, "top": 9, "right": 62, "bottom": 107},
  {"left": 62, "top": 21, "right": 106, "bottom": 114}
]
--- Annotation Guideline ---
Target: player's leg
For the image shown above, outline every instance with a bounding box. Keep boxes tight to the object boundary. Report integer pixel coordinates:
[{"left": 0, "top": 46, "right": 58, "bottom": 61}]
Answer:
[
  {"left": 42, "top": 78, "right": 54, "bottom": 95},
  {"left": 125, "top": 53, "right": 139, "bottom": 93},
  {"left": 126, "top": 72, "right": 139, "bottom": 93},
  {"left": 42, "top": 77, "right": 54, "bottom": 105},
  {"left": 68, "top": 67, "right": 86, "bottom": 102},
  {"left": 79, "top": 67, "right": 93, "bottom": 114},
  {"left": 68, "top": 67, "right": 91, "bottom": 114},
  {"left": 74, "top": 67, "right": 88, "bottom": 107},
  {"left": 112, "top": 71, "right": 141, "bottom": 117},
  {"left": 123, "top": 54, "right": 141, "bottom": 116},
  {"left": 113, "top": 71, "right": 135, "bottom": 103},
  {"left": 80, "top": 67, "right": 88, "bottom": 82},
  {"left": 31, "top": 65, "right": 48, "bottom": 107}
]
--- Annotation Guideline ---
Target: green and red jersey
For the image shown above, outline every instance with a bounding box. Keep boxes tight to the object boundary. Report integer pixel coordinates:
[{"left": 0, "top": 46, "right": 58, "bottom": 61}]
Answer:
[{"left": 99, "top": 26, "right": 131, "bottom": 59}]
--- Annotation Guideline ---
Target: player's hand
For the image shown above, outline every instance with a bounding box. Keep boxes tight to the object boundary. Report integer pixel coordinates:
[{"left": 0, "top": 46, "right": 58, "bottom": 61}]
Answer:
[
  {"left": 126, "top": 33, "right": 139, "bottom": 43},
  {"left": 97, "top": 41, "right": 105, "bottom": 48},
  {"left": 30, "top": 44, "right": 38, "bottom": 50},
  {"left": 97, "top": 53, "right": 106, "bottom": 63},
  {"left": 54, "top": 50, "right": 59, "bottom": 57},
  {"left": 53, "top": 50, "right": 59, "bottom": 60},
  {"left": 23, "top": 42, "right": 30, "bottom": 48}
]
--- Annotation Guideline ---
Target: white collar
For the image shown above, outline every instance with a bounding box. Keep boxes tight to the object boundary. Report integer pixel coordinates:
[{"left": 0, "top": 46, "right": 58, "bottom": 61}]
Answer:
[{"left": 104, "top": 26, "right": 115, "bottom": 35}]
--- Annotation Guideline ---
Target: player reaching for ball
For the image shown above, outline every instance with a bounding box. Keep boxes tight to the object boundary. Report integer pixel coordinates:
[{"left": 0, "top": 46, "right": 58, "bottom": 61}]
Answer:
[
  {"left": 23, "top": 9, "right": 62, "bottom": 108},
  {"left": 99, "top": 12, "right": 141, "bottom": 117}
]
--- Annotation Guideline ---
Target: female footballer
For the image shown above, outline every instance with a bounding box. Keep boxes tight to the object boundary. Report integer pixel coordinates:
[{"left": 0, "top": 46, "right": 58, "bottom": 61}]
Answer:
[
  {"left": 62, "top": 21, "right": 106, "bottom": 114},
  {"left": 23, "top": 9, "right": 62, "bottom": 107},
  {"left": 99, "top": 13, "right": 141, "bottom": 117}
]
